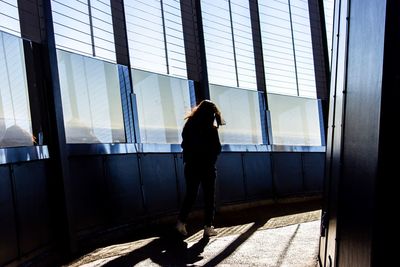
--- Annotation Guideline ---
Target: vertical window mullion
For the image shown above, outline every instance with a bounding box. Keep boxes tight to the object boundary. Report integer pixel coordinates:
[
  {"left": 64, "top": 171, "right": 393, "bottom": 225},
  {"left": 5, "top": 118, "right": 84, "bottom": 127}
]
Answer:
[
  {"left": 160, "top": 0, "right": 169, "bottom": 74},
  {"left": 288, "top": 0, "right": 300, "bottom": 96},
  {"left": 87, "top": 0, "right": 95, "bottom": 57},
  {"left": 228, "top": 0, "right": 239, "bottom": 87}
]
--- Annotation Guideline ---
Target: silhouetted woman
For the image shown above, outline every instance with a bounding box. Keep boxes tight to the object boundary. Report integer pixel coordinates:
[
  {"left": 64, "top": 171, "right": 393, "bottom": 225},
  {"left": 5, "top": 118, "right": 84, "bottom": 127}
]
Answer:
[{"left": 176, "top": 100, "right": 224, "bottom": 237}]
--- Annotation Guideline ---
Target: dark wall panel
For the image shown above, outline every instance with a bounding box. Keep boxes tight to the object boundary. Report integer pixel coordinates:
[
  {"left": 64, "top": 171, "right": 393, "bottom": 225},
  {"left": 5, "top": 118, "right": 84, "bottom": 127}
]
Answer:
[
  {"left": 243, "top": 153, "right": 273, "bottom": 199},
  {"left": 69, "top": 157, "right": 107, "bottom": 231},
  {"left": 272, "top": 153, "right": 303, "bottom": 196},
  {"left": 139, "top": 154, "right": 179, "bottom": 214},
  {"left": 0, "top": 166, "right": 18, "bottom": 265},
  {"left": 105, "top": 154, "right": 144, "bottom": 223},
  {"left": 216, "top": 153, "right": 245, "bottom": 204},
  {"left": 13, "top": 161, "right": 51, "bottom": 255},
  {"left": 302, "top": 153, "right": 325, "bottom": 192}
]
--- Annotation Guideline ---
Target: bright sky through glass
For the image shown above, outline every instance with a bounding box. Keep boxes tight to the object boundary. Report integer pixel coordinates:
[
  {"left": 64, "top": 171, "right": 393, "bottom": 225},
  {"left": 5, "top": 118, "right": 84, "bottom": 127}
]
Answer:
[
  {"left": 0, "top": 0, "right": 20, "bottom": 36},
  {"left": 51, "top": 0, "right": 116, "bottom": 62}
]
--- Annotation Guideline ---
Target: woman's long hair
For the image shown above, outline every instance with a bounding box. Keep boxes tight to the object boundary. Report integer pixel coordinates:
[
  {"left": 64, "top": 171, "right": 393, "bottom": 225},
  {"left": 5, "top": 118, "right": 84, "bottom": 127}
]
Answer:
[{"left": 185, "top": 100, "right": 225, "bottom": 128}]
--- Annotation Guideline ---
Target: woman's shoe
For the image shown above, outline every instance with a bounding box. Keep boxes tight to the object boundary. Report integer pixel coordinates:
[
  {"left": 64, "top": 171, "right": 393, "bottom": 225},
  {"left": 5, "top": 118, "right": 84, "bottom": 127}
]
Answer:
[
  {"left": 203, "top": 226, "right": 217, "bottom": 237},
  {"left": 176, "top": 220, "right": 188, "bottom": 236}
]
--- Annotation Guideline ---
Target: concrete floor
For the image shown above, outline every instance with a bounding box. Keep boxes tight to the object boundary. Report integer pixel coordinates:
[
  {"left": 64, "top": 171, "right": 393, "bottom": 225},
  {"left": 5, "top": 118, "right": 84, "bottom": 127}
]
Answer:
[{"left": 65, "top": 198, "right": 322, "bottom": 267}]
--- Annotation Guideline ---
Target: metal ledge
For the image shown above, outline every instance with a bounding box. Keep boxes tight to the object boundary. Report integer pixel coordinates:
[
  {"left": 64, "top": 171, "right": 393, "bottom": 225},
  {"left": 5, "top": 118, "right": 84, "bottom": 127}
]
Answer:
[
  {"left": 0, "top": 146, "right": 50, "bottom": 165},
  {"left": 67, "top": 143, "right": 325, "bottom": 156}
]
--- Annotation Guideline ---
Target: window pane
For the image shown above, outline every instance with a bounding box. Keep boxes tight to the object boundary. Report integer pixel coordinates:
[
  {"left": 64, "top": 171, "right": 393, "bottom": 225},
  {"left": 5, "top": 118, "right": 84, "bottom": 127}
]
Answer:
[
  {"left": 210, "top": 84, "right": 263, "bottom": 144},
  {"left": 163, "top": 0, "right": 187, "bottom": 78},
  {"left": 324, "top": 0, "right": 334, "bottom": 65},
  {"left": 230, "top": 0, "right": 257, "bottom": 90},
  {"left": 125, "top": 0, "right": 167, "bottom": 74},
  {"left": 51, "top": 0, "right": 92, "bottom": 56},
  {"left": 291, "top": 0, "right": 316, "bottom": 98},
  {"left": 259, "top": 0, "right": 297, "bottom": 95},
  {"left": 132, "top": 69, "right": 191, "bottom": 144},
  {"left": 0, "top": 0, "right": 20, "bottom": 36},
  {"left": 51, "top": 0, "right": 116, "bottom": 62},
  {"left": 57, "top": 49, "right": 125, "bottom": 143},
  {"left": 201, "top": 0, "right": 236, "bottom": 87},
  {"left": 0, "top": 32, "right": 33, "bottom": 147},
  {"left": 91, "top": 0, "right": 116, "bottom": 62},
  {"left": 268, "top": 93, "right": 322, "bottom": 146}
]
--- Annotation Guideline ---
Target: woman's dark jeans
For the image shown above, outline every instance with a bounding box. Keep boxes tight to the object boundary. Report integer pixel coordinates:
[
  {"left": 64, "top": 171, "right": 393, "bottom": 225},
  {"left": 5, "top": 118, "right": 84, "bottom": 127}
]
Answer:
[{"left": 178, "top": 162, "right": 217, "bottom": 227}]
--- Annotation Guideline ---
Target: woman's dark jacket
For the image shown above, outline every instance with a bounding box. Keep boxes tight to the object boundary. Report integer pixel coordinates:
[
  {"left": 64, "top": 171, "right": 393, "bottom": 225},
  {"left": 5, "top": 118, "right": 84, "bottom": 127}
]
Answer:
[{"left": 181, "top": 118, "right": 221, "bottom": 165}]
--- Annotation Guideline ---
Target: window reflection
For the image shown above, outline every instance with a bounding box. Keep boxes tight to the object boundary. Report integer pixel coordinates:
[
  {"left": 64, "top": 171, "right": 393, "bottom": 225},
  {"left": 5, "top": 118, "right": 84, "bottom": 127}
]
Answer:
[
  {"left": 210, "top": 84, "right": 263, "bottom": 144},
  {"left": 268, "top": 93, "right": 322, "bottom": 146},
  {"left": 132, "top": 69, "right": 191, "bottom": 144},
  {"left": 0, "top": 32, "right": 33, "bottom": 147},
  {"left": 57, "top": 49, "right": 125, "bottom": 143}
]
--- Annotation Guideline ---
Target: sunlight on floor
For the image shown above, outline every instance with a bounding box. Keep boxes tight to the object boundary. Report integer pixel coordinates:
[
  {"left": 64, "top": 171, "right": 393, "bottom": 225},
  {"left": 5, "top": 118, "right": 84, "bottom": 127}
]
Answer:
[{"left": 65, "top": 210, "right": 321, "bottom": 267}]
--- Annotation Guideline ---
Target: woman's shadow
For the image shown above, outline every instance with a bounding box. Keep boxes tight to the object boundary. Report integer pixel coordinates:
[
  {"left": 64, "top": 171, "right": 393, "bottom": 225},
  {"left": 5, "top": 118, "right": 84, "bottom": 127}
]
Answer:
[{"left": 103, "top": 232, "right": 209, "bottom": 267}]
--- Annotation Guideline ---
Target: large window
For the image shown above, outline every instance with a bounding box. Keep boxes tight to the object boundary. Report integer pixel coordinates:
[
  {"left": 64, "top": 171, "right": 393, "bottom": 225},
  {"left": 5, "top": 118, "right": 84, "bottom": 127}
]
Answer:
[
  {"left": 57, "top": 50, "right": 125, "bottom": 143},
  {"left": 132, "top": 69, "right": 191, "bottom": 144},
  {"left": 259, "top": 0, "right": 316, "bottom": 98},
  {"left": 201, "top": 0, "right": 257, "bottom": 89},
  {"left": 0, "top": 0, "right": 20, "bottom": 36},
  {"left": 124, "top": 0, "right": 187, "bottom": 78},
  {"left": 201, "top": 0, "right": 262, "bottom": 144},
  {"left": 51, "top": 0, "right": 116, "bottom": 62},
  {"left": 124, "top": 0, "right": 190, "bottom": 144},
  {"left": 0, "top": 32, "right": 33, "bottom": 147}
]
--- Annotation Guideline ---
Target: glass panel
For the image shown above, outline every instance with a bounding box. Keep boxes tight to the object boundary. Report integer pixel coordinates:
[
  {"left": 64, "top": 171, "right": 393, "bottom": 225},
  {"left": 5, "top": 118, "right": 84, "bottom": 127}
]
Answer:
[
  {"left": 201, "top": 0, "right": 237, "bottom": 87},
  {"left": 209, "top": 84, "right": 263, "bottom": 144},
  {"left": 124, "top": 0, "right": 167, "bottom": 74},
  {"left": 56, "top": 49, "right": 125, "bottom": 143},
  {"left": 132, "top": 69, "right": 191, "bottom": 144},
  {"left": 0, "top": 32, "right": 33, "bottom": 147},
  {"left": 0, "top": 0, "right": 20, "bottom": 36},
  {"left": 268, "top": 93, "right": 322, "bottom": 146},
  {"left": 230, "top": 0, "right": 257, "bottom": 90},
  {"left": 324, "top": 0, "right": 335, "bottom": 65},
  {"left": 91, "top": 0, "right": 116, "bottom": 62},
  {"left": 51, "top": 0, "right": 116, "bottom": 62},
  {"left": 163, "top": 0, "right": 187, "bottom": 78},
  {"left": 291, "top": 0, "right": 317, "bottom": 98},
  {"left": 259, "top": 1, "right": 298, "bottom": 96}
]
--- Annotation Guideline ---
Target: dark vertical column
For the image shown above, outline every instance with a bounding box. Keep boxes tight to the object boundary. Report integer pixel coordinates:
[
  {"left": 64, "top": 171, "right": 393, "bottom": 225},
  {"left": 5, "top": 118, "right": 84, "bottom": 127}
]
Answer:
[
  {"left": 180, "top": 0, "right": 209, "bottom": 103},
  {"left": 18, "top": 0, "right": 75, "bottom": 256},
  {"left": 110, "top": 0, "right": 137, "bottom": 143},
  {"left": 319, "top": 0, "right": 349, "bottom": 265},
  {"left": 18, "top": 0, "right": 45, "bottom": 142},
  {"left": 320, "top": 0, "right": 393, "bottom": 266},
  {"left": 308, "top": 0, "right": 330, "bottom": 132},
  {"left": 248, "top": 0, "right": 266, "bottom": 96},
  {"left": 336, "top": 0, "right": 386, "bottom": 266},
  {"left": 249, "top": 0, "right": 269, "bottom": 144},
  {"left": 374, "top": 0, "right": 400, "bottom": 265},
  {"left": 18, "top": 0, "right": 77, "bottom": 257},
  {"left": 110, "top": 0, "right": 129, "bottom": 66},
  {"left": 43, "top": 0, "right": 77, "bottom": 254}
]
